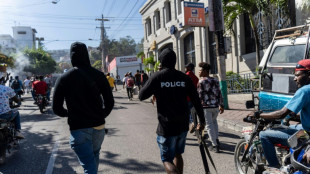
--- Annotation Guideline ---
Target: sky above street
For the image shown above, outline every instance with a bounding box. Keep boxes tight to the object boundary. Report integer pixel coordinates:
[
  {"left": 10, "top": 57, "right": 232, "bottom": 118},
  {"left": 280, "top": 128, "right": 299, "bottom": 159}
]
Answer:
[{"left": 0, "top": 0, "right": 147, "bottom": 50}]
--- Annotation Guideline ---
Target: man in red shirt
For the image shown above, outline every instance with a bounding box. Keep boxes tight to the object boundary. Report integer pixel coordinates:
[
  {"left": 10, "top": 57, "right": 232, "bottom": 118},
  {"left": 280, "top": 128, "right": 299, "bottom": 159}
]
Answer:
[
  {"left": 33, "top": 76, "right": 48, "bottom": 103},
  {"left": 185, "top": 63, "right": 199, "bottom": 133}
]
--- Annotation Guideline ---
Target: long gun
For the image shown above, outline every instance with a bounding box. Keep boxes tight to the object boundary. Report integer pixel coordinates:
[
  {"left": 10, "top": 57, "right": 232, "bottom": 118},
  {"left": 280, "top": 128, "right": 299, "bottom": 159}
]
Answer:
[
  {"left": 304, "top": 25, "right": 310, "bottom": 60},
  {"left": 193, "top": 112, "right": 218, "bottom": 174}
]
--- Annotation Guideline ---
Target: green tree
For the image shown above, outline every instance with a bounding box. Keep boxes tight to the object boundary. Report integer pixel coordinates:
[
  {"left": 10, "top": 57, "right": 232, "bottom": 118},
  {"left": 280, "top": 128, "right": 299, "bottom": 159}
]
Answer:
[
  {"left": 92, "top": 60, "right": 102, "bottom": 70},
  {"left": 23, "top": 48, "right": 57, "bottom": 74},
  {"left": 223, "top": 0, "right": 287, "bottom": 66},
  {"left": 107, "top": 36, "right": 137, "bottom": 56},
  {"left": 89, "top": 50, "right": 101, "bottom": 64}
]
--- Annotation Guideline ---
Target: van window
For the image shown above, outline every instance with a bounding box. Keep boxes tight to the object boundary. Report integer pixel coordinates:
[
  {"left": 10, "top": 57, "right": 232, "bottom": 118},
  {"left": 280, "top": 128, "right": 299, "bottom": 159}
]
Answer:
[{"left": 270, "top": 44, "right": 305, "bottom": 63}]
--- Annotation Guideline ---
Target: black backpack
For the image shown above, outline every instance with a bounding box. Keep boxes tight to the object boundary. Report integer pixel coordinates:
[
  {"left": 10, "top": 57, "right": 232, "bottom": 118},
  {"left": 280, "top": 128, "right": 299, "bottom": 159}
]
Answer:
[{"left": 11, "top": 80, "right": 20, "bottom": 90}]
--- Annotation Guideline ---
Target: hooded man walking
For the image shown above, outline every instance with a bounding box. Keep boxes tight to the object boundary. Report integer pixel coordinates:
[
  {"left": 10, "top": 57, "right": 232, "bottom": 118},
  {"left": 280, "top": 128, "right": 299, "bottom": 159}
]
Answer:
[
  {"left": 52, "top": 42, "right": 114, "bottom": 174},
  {"left": 139, "top": 48, "right": 206, "bottom": 174}
]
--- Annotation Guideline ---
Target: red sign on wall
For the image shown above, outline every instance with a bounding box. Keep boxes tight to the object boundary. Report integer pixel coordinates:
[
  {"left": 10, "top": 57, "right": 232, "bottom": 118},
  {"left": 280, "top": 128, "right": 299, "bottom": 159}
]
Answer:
[{"left": 183, "top": 2, "right": 206, "bottom": 27}]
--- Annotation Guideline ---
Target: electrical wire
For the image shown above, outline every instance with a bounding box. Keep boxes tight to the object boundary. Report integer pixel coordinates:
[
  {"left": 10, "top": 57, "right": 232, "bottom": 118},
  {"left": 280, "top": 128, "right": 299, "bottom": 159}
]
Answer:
[{"left": 110, "top": 0, "right": 140, "bottom": 39}]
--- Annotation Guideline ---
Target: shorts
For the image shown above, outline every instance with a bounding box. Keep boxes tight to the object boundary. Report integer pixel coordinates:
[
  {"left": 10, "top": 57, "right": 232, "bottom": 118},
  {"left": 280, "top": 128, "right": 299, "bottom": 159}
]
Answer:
[{"left": 157, "top": 131, "right": 187, "bottom": 162}]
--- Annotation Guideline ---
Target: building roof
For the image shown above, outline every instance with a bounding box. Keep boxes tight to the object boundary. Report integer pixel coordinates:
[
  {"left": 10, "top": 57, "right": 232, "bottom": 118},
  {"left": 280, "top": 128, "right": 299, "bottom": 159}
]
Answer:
[{"left": 0, "top": 35, "right": 13, "bottom": 39}]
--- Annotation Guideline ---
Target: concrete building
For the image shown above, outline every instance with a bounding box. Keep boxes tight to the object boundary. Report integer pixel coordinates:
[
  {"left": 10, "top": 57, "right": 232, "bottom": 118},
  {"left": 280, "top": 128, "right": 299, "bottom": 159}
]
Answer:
[
  {"left": 0, "top": 34, "right": 16, "bottom": 54},
  {"left": 12, "top": 26, "right": 37, "bottom": 50},
  {"left": 140, "top": 0, "right": 310, "bottom": 75},
  {"left": 140, "top": 0, "right": 213, "bottom": 75}
]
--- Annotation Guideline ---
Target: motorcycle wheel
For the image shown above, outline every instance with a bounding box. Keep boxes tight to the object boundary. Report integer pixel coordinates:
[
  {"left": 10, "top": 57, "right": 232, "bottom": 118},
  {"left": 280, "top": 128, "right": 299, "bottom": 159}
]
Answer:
[
  {"left": 234, "top": 139, "right": 256, "bottom": 174},
  {"left": 0, "top": 132, "right": 7, "bottom": 165},
  {"left": 39, "top": 103, "right": 44, "bottom": 113}
]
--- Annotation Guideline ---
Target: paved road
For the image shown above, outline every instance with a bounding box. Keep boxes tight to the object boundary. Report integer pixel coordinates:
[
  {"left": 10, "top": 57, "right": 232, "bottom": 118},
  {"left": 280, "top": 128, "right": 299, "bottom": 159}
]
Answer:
[{"left": 0, "top": 90, "right": 242, "bottom": 174}]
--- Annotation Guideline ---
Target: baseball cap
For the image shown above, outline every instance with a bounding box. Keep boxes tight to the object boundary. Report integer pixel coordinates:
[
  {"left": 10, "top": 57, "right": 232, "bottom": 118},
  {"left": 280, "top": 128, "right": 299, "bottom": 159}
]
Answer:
[{"left": 295, "top": 59, "right": 310, "bottom": 71}]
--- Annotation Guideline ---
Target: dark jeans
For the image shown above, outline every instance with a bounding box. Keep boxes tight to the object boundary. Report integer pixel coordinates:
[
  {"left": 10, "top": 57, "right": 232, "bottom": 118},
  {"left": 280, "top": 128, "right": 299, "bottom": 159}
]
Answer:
[
  {"left": 126, "top": 87, "right": 133, "bottom": 99},
  {"left": 0, "top": 109, "right": 21, "bottom": 130}
]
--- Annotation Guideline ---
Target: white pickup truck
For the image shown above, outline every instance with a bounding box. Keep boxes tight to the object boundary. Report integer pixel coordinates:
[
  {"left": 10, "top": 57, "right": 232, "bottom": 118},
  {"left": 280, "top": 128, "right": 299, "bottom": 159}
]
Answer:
[{"left": 250, "top": 25, "right": 310, "bottom": 111}]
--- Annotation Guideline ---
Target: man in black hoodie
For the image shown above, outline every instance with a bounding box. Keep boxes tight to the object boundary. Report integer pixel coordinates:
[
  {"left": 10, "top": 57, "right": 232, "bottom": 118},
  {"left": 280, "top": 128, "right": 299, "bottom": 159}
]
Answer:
[
  {"left": 139, "top": 48, "right": 206, "bottom": 174},
  {"left": 53, "top": 42, "right": 114, "bottom": 174}
]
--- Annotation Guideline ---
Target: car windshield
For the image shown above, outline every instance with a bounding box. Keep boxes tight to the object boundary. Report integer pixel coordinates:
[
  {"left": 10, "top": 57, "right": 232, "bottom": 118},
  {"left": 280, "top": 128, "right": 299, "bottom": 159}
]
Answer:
[{"left": 270, "top": 44, "right": 306, "bottom": 63}]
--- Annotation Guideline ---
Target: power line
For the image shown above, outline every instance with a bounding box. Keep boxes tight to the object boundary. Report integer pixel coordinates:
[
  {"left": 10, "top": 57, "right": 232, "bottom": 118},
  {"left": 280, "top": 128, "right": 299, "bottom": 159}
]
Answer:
[
  {"left": 105, "top": 0, "right": 116, "bottom": 18},
  {"left": 110, "top": 0, "right": 140, "bottom": 39}
]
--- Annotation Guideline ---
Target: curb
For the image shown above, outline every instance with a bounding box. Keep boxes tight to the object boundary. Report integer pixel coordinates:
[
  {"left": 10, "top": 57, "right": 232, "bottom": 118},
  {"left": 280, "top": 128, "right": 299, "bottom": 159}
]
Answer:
[{"left": 217, "top": 118, "right": 244, "bottom": 133}]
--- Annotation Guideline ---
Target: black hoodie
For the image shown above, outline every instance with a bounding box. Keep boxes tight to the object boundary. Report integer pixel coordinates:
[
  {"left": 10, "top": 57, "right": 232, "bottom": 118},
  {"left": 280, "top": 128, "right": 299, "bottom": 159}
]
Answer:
[
  {"left": 52, "top": 42, "right": 114, "bottom": 130},
  {"left": 139, "top": 48, "right": 205, "bottom": 136}
]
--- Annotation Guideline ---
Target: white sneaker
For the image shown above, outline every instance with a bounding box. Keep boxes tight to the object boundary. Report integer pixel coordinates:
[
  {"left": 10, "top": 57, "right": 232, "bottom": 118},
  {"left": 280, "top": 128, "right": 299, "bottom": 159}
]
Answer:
[{"left": 15, "top": 131, "right": 25, "bottom": 139}]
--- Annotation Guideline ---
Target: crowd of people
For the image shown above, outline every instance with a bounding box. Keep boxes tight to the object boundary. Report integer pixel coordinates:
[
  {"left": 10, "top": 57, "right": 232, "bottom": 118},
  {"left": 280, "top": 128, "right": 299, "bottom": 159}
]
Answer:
[
  {"left": 1, "top": 41, "right": 310, "bottom": 174},
  {"left": 0, "top": 74, "right": 54, "bottom": 141}
]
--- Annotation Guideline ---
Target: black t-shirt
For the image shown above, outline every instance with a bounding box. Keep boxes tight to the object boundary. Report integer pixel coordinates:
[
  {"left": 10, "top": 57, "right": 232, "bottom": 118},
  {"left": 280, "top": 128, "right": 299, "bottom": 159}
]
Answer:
[{"left": 139, "top": 68, "right": 205, "bottom": 136}]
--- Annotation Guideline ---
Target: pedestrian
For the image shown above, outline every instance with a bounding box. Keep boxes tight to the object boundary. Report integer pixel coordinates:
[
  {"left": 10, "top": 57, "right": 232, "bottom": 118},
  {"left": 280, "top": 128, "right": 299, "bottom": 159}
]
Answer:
[
  {"left": 134, "top": 70, "right": 141, "bottom": 90},
  {"left": 52, "top": 42, "right": 114, "bottom": 174},
  {"left": 124, "top": 72, "right": 134, "bottom": 101},
  {"left": 185, "top": 63, "right": 199, "bottom": 134},
  {"left": 139, "top": 48, "right": 206, "bottom": 174},
  {"left": 44, "top": 75, "right": 52, "bottom": 101},
  {"left": 106, "top": 73, "right": 117, "bottom": 91},
  {"left": 140, "top": 70, "right": 149, "bottom": 87},
  {"left": 23, "top": 77, "right": 31, "bottom": 93},
  {"left": 197, "top": 62, "right": 224, "bottom": 153}
]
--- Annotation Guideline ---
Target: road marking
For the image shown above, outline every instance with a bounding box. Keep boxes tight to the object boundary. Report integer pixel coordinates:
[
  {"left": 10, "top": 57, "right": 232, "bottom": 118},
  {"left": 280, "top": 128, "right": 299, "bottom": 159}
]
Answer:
[{"left": 45, "top": 140, "right": 60, "bottom": 174}]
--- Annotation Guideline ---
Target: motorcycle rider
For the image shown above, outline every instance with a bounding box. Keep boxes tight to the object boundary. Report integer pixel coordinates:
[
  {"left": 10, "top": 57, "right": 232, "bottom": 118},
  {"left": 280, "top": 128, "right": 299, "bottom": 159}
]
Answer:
[
  {"left": 10, "top": 76, "right": 24, "bottom": 100},
  {"left": 253, "top": 59, "right": 310, "bottom": 168},
  {"left": 0, "top": 78, "right": 24, "bottom": 140},
  {"left": 33, "top": 76, "right": 48, "bottom": 104}
]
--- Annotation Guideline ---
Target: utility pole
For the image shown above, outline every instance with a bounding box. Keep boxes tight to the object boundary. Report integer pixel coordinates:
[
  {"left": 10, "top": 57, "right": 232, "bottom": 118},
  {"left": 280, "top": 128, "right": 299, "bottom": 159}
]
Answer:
[
  {"left": 209, "top": 0, "right": 229, "bottom": 109},
  {"left": 96, "top": 14, "right": 109, "bottom": 73}
]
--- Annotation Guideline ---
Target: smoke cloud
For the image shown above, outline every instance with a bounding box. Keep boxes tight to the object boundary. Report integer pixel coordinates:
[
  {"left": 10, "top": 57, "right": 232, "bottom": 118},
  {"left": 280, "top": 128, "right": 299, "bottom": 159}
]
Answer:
[{"left": 7, "top": 52, "right": 30, "bottom": 79}]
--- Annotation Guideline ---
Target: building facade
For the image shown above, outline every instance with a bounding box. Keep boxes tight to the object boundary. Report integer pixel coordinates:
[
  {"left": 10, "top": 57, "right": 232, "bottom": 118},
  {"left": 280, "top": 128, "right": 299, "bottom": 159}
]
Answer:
[
  {"left": 140, "top": 0, "right": 213, "bottom": 75},
  {"left": 12, "top": 26, "right": 37, "bottom": 50},
  {"left": 140, "top": 0, "right": 310, "bottom": 75},
  {"left": 0, "top": 34, "right": 16, "bottom": 54}
]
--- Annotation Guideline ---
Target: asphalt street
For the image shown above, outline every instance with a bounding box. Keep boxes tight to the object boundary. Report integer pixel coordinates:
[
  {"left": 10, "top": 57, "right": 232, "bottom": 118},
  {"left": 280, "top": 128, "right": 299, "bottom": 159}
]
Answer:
[{"left": 0, "top": 89, "right": 242, "bottom": 174}]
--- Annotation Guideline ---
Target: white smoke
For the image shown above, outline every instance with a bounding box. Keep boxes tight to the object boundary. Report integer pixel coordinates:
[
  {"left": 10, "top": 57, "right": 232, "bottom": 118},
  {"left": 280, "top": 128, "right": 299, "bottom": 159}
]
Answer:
[{"left": 7, "top": 51, "right": 30, "bottom": 81}]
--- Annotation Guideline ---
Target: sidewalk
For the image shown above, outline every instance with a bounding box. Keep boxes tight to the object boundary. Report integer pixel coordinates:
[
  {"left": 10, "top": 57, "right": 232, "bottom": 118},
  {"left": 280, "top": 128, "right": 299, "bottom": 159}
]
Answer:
[
  {"left": 217, "top": 102, "right": 252, "bottom": 132},
  {"left": 117, "top": 85, "right": 253, "bottom": 133}
]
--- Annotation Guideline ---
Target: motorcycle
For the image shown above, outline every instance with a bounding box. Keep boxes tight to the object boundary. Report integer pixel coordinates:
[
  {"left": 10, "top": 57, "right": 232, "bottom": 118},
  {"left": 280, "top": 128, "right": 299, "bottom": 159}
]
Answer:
[
  {"left": 234, "top": 112, "right": 293, "bottom": 174},
  {"left": 263, "top": 130, "right": 310, "bottom": 174},
  {"left": 0, "top": 110, "right": 20, "bottom": 165},
  {"left": 36, "top": 94, "right": 48, "bottom": 113}
]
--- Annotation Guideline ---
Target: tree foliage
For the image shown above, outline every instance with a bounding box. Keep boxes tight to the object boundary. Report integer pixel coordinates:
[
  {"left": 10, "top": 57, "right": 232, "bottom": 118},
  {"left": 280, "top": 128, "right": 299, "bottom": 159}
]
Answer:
[
  {"left": 223, "top": 0, "right": 288, "bottom": 66},
  {"left": 23, "top": 48, "right": 57, "bottom": 74},
  {"left": 92, "top": 60, "right": 102, "bottom": 70},
  {"left": 107, "top": 36, "right": 137, "bottom": 56}
]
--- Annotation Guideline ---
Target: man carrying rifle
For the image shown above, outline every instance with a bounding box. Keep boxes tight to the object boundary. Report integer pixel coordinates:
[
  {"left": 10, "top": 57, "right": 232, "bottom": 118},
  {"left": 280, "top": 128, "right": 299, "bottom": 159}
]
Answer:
[{"left": 139, "top": 48, "right": 206, "bottom": 174}]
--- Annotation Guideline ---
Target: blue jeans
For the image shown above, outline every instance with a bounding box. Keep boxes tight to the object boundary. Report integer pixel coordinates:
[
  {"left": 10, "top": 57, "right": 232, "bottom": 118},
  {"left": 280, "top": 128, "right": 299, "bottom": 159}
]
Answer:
[
  {"left": 70, "top": 128, "right": 105, "bottom": 174},
  {"left": 46, "top": 90, "right": 51, "bottom": 101},
  {"left": 157, "top": 131, "right": 187, "bottom": 162},
  {"left": 0, "top": 109, "right": 21, "bottom": 130},
  {"left": 259, "top": 124, "right": 303, "bottom": 167},
  {"left": 188, "top": 102, "right": 193, "bottom": 123}
]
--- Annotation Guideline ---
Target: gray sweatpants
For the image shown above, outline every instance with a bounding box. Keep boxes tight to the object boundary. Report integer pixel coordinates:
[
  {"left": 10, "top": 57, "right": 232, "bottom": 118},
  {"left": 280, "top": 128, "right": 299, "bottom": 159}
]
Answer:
[{"left": 204, "top": 108, "right": 219, "bottom": 146}]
